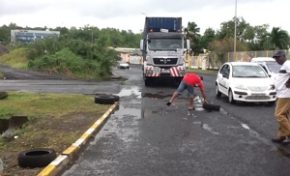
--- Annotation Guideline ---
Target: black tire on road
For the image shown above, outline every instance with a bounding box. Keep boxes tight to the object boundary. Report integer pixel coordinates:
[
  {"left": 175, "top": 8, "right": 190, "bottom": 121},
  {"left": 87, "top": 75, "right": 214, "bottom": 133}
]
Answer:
[
  {"left": 18, "top": 148, "right": 57, "bottom": 168},
  {"left": 203, "top": 103, "right": 221, "bottom": 112},
  {"left": 95, "top": 94, "right": 119, "bottom": 104}
]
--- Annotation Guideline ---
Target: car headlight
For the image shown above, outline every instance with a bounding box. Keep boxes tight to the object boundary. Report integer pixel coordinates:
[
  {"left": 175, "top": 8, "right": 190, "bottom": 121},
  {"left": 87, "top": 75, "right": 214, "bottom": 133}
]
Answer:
[
  {"left": 234, "top": 84, "right": 248, "bottom": 90},
  {"left": 269, "top": 84, "right": 275, "bottom": 90}
]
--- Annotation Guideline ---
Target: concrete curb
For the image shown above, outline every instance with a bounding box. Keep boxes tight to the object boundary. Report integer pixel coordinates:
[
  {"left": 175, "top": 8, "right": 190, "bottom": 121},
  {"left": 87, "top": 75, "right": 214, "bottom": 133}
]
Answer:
[{"left": 37, "top": 102, "right": 119, "bottom": 176}]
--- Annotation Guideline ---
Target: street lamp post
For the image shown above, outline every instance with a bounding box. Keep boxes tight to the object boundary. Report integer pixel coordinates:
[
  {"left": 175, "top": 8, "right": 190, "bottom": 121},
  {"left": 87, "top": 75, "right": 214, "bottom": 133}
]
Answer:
[{"left": 234, "top": 0, "right": 237, "bottom": 61}]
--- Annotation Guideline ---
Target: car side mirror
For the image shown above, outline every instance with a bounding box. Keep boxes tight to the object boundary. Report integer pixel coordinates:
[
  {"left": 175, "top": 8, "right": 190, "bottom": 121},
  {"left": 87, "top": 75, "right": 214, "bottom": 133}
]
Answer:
[{"left": 222, "top": 73, "right": 228, "bottom": 78}]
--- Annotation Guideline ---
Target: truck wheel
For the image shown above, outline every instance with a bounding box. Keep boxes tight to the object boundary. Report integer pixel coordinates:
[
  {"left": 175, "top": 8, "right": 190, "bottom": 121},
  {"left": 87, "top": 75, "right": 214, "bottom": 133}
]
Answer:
[
  {"left": 18, "top": 148, "right": 56, "bottom": 168},
  {"left": 144, "top": 78, "right": 152, "bottom": 87},
  {"left": 95, "top": 94, "right": 119, "bottom": 104}
]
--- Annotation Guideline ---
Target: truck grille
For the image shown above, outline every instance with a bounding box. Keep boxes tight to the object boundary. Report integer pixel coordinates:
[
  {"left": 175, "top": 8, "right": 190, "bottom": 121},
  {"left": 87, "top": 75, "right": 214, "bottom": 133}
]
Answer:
[{"left": 153, "top": 58, "right": 178, "bottom": 65}]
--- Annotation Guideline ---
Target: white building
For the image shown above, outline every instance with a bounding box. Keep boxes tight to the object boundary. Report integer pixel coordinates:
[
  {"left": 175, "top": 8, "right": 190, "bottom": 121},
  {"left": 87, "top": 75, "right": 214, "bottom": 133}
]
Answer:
[{"left": 11, "top": 30, "right": 60, "bottom": 43}]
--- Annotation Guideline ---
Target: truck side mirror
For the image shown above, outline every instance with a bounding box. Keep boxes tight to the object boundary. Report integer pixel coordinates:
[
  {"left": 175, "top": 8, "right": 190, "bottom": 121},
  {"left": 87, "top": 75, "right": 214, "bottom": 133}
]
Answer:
[
  {"left": 186, "top": 39, "right": 190, "bottom": 50},
  {"left": 140, "top": 40, "right": 144, "bottom": 50}
]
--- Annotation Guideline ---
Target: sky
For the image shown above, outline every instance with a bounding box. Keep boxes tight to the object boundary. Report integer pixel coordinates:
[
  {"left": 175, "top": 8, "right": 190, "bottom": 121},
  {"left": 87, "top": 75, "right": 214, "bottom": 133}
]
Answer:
[{"left": 0, "top": 0, "right": 289, "bottom": 34}]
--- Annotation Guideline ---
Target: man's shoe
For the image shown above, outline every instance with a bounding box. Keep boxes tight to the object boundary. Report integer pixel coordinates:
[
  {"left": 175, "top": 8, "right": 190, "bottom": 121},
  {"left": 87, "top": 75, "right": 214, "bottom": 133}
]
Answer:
[
  {"left": 281, "top": 137, "right": 290, "bottom": 145},
  {"left": 271, "top": 136, "right": 290, "bottom": 144},
  {"left": 166, "top": 102, "right": 171, "bottom": 106}
]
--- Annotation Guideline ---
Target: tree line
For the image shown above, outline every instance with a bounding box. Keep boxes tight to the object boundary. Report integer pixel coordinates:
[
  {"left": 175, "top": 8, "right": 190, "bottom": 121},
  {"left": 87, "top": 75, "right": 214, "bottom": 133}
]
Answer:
[
  {"left": 186, "top": 17, "right": 290, "bottom": 57},
  {"left": 0, "top": 24, "right": 141, "bottom": 79},
  {"left": 0, "top": 17, "right": 289, "bottom": 78},
  {"left": 1, "top": 17, "right": 289, "bottom": 54}
]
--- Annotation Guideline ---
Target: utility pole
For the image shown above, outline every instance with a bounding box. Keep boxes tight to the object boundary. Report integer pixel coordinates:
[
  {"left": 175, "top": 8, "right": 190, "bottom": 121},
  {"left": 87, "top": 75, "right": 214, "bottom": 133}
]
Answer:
[{"left": 234, "top": 0, "right": 237, "bottom": 61}]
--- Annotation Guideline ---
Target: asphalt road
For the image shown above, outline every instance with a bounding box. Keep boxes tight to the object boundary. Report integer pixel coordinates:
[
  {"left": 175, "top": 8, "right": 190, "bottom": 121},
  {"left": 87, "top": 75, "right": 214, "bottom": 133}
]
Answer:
[
  {"left": 60, "top": 66, "right": 290, "bottom": 176},
  {"left": 1, "top": 65, "right": 290, "bottom": 175}
]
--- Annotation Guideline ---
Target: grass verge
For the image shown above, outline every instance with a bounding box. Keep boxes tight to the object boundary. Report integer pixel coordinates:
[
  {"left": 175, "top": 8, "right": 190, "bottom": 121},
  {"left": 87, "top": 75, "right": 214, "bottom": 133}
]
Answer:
[{"left": 0, "top": 92, "right": 110, "bottom": 175}]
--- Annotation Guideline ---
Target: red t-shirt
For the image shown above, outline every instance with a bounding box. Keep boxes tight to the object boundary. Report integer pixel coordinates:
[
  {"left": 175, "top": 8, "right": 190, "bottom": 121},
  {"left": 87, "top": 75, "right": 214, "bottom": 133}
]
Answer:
[{"left": 182, "top": 72, "right": 205, "bottom": 90}]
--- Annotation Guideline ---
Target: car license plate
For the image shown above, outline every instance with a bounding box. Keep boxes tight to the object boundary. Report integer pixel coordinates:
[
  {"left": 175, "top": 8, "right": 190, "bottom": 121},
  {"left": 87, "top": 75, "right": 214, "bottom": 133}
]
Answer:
[{"left": 251, "top": 93, "right": 265, "bottom": 96}]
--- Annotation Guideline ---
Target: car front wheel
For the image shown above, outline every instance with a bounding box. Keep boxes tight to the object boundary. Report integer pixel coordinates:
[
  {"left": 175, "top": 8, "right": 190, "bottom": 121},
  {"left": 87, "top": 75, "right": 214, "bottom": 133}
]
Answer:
[
  {"left": 228, "top": 89, "right": 235, "bottom": 104},
  {"left": 215, "top": 84, "right": 221, "bottom": 98}
]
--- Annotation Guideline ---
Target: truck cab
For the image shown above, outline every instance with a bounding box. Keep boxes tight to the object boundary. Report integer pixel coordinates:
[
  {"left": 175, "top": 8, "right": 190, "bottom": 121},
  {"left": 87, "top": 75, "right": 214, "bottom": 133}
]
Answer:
[{"left": 140, "top": 17, "right": 190, "bottom": 86}]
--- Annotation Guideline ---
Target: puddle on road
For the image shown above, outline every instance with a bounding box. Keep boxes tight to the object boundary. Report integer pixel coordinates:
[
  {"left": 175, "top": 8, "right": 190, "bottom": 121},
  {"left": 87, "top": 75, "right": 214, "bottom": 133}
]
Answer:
[
  {"left": 201, "top": 123, "right": 220, "bottom": 135},
  {"left": 96, "top": 105, "right": 141, "bottom": 148},
  {"left": 142, "top": 92, "right": 169, "bottom": 99},
  {"left": 192, "top": 121, "right": 219, "bottom": 135},
  {"left": 116, "top": 86, "right": 141, "bottom": 99},
  {"left": 241, "top": 123, "right": 250, "bottom": 130}
]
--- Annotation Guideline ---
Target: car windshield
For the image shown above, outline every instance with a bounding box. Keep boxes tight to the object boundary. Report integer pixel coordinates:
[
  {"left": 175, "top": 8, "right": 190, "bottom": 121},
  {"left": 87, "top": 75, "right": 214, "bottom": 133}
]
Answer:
[{"left": 232, "top": 65, "right": 268, "bottom": 78}]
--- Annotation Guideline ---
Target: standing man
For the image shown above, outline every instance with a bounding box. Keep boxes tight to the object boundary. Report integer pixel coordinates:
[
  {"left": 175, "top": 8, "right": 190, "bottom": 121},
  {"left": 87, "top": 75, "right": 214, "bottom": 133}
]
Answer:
[
  {"left": 167, "top": 72, "right": 208, "bottom": 110},
  {"left": 271, "top": 50, "right": 290, "bottom": 144}
]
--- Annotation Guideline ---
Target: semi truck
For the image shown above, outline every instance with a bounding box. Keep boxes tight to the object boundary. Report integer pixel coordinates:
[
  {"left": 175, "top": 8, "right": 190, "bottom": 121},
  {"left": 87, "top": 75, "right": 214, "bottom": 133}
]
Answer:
[{"left": 140, "top": 17, "right": 190, "bottom": 86}]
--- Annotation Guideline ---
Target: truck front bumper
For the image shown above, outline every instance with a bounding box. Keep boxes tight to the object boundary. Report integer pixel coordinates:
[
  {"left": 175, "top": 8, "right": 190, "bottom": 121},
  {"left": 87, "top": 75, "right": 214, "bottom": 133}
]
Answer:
[{"left": 144, "top": 66, "right": 186, "bottom": 78}]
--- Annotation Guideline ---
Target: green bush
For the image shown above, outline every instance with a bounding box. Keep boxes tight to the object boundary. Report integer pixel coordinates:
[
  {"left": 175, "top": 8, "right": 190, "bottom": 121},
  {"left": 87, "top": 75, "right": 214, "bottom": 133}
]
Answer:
[{"left": 28, "top": 48, "right": 115, "bottom": 79}]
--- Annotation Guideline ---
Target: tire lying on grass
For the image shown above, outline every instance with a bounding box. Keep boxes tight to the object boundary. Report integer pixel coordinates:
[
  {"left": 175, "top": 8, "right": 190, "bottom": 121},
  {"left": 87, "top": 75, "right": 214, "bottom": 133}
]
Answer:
[
  {"left": 18, "top": 148, "right": 57, "bottom": 168},
  {"left": 95, "top": 94, "right": 119, "bottom": 104}
]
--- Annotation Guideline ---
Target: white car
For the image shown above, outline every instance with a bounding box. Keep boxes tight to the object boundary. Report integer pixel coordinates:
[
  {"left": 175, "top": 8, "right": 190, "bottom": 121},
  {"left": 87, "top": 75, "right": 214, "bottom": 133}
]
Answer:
[
  {"left": 215, "top": 62, "right": 276, "bottom": 104},
  {"left": 118, "top": 61, "right": 130, "bottom": 69},
  {"left": 251, "top": 57, "right": 281, "bottom": 78}
]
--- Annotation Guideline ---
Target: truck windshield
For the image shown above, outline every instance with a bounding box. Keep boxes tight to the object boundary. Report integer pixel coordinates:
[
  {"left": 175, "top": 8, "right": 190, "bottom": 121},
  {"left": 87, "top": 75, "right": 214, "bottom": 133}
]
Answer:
[{"left": 148, "top": 39, "right": 182, "bottom": 50}]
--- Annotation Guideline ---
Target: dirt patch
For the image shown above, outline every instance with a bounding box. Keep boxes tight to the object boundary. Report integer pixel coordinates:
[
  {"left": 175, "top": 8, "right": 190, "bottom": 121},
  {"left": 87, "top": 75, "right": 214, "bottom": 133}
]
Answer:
[{"left": 0, "top": 111, "right": 105, "bottom": 176}]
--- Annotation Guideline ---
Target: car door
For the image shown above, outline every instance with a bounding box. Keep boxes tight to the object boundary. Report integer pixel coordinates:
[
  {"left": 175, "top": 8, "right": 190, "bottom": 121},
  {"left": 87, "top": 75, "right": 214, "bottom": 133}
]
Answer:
[
  {"left": 222, "top": 64, "right": 231, "bottom": 94},
  {"left": 218, "top": 64, "right": 230, "bottom": 95}
]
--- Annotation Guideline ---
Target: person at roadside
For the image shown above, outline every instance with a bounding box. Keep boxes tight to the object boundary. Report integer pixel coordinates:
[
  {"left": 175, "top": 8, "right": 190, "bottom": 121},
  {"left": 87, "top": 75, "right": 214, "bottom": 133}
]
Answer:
[
  {"left": 166, "top": 72, "right": 208, "bottom": 110},
  {"left": 271, "top": 50, "right": 290, "bottom": 144}
]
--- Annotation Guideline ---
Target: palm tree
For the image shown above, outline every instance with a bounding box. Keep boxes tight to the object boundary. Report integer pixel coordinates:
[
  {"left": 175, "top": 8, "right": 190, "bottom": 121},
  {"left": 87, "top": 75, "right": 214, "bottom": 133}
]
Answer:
[
  {"left": 270, "top": 27, "right": 290, "bottom": 49},
  {"left": 186, "top": 22, "right": 202, "bottom": 54}
]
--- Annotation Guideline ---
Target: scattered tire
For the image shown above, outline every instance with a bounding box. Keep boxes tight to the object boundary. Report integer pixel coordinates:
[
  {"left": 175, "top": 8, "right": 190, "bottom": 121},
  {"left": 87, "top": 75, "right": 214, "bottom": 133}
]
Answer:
[
  {"left": 0, "top": 92, "right": 8, "bottom": 100},
  {"left": 18, "top": 148, "right": 57, "bottom": 168},
  {"left": 95, "top": 94, "right": 119, "bottom": 104},
  {"left": 203, "top": 103, "right": 221, "bottom": 112}
]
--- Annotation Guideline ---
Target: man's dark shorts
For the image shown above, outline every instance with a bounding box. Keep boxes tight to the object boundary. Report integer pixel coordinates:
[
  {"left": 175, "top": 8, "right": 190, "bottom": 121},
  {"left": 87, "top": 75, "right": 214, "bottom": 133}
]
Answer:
[{"left": 176, "top": 81, "right": 195, "bottom": 98}]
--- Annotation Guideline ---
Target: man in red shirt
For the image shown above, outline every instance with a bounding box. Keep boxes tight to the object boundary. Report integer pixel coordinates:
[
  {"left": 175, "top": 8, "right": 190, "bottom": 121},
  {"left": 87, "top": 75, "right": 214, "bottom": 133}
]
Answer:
[{"left": 167, "top": 72, "right": 208, "bottom": 110}]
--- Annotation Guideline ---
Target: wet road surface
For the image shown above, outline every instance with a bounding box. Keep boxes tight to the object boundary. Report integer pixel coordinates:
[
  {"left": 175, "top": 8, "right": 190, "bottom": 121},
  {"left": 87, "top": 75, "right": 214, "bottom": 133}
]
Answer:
[{"left": 62, "top": 66, "right": 290, "bottom": 176}]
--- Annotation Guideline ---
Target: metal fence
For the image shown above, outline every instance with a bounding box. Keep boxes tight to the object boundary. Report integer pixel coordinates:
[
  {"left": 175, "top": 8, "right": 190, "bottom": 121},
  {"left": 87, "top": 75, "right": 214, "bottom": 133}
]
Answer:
[
  {"left": 227, "top": 50, "right": 289, "bottom": 62},
  {"left": 189, "top": 50, "right": 289, "bottom": 70}
]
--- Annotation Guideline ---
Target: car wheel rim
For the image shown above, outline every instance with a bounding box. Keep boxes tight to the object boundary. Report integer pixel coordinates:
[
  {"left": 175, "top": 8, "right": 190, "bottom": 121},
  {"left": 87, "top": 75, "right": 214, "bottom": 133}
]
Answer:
[
  {"left": 229, "top": 91, "right": 233, "bottom": 103},
  {"left": 215, "top": 86, "right": 219, "bottom": 95}
]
